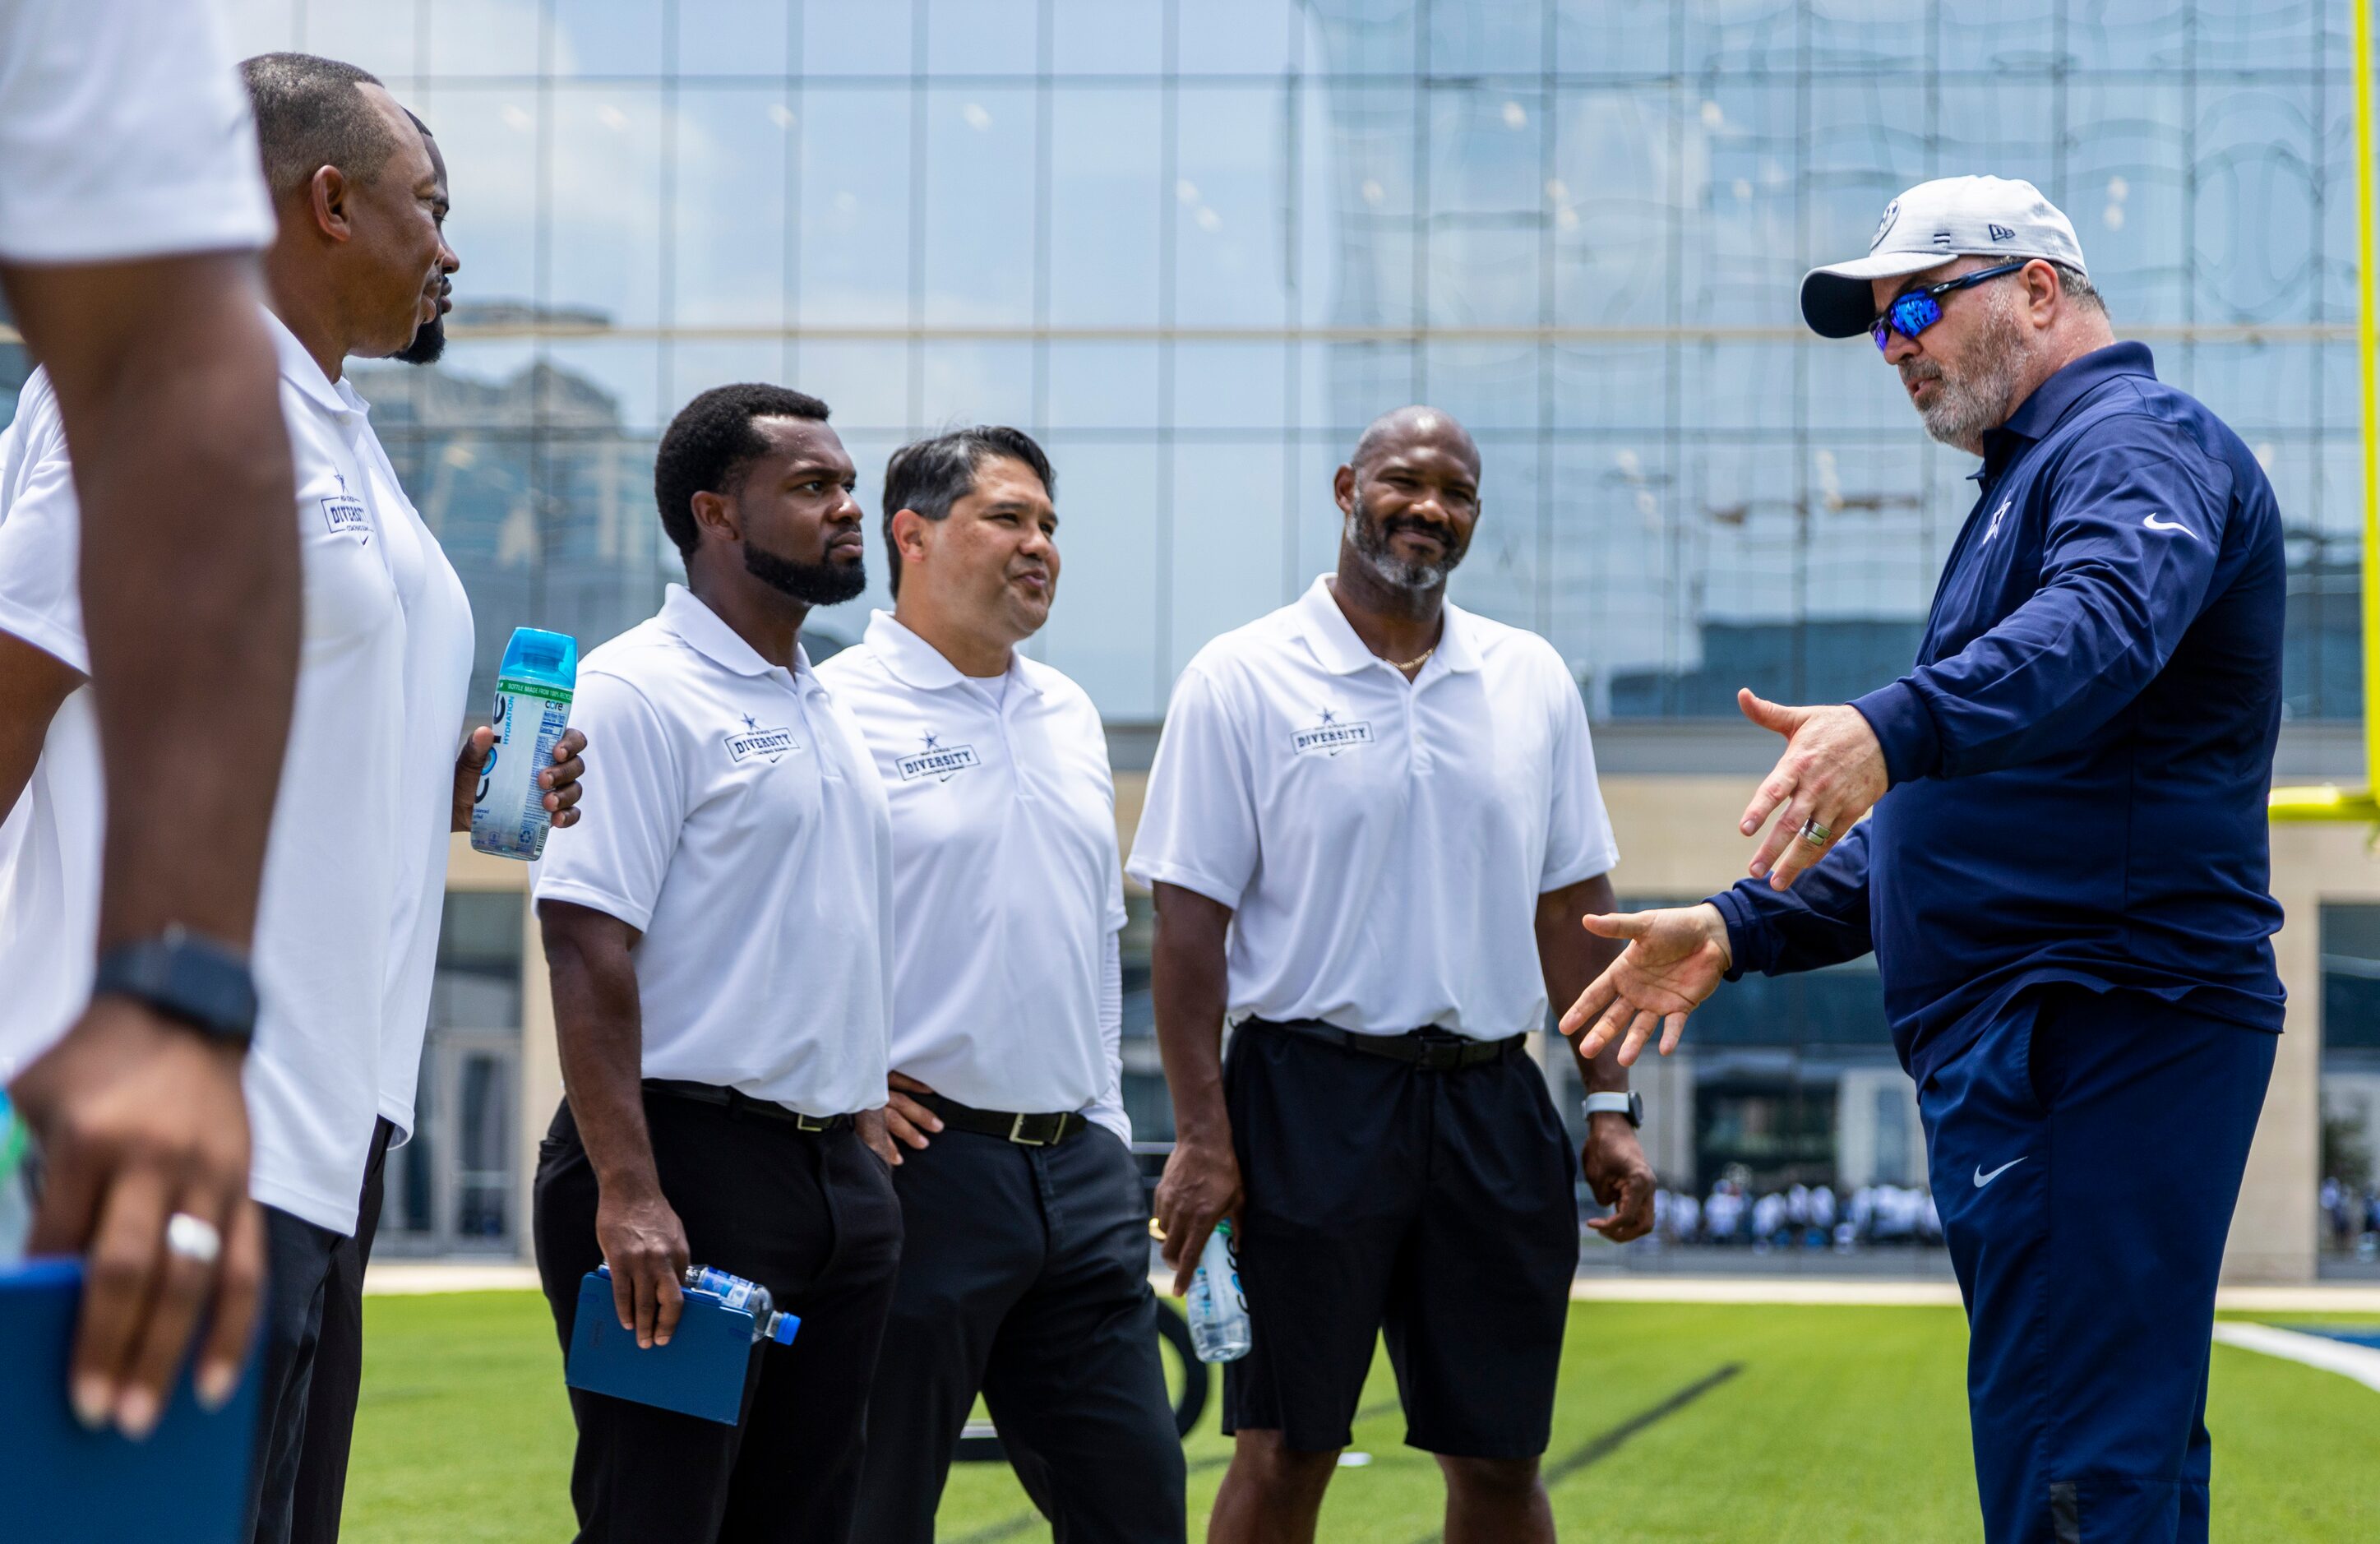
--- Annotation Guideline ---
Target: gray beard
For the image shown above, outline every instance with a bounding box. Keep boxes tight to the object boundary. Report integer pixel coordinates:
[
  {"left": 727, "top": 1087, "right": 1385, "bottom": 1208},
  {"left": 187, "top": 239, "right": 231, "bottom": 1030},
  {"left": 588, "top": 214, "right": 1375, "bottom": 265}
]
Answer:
[
  {"left": 1345, "top": 497, "right": 1462, "bottom": 594},
  {"left": 1908, "top": 302, "right": 2030, "bottom": 453}
]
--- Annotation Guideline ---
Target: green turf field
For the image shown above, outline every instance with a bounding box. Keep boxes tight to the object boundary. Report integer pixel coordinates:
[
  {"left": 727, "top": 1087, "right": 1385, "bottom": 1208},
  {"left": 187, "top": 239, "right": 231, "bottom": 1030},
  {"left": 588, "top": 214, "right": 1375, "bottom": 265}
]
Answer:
[{"left": 340, "top": 1292, "right": 2380, "bottom": 1542}]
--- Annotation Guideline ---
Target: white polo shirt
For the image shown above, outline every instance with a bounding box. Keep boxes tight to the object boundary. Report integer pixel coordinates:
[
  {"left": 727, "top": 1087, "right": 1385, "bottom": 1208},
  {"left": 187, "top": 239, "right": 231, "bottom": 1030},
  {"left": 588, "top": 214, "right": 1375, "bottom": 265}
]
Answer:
[
  {"left": 0, "top": 370, "right": 99, "bottom": 1067},
  {"left": 0, "top": 316, "right": 474, "bottom": 1236},
  {"left": 818, "top": 611, "right": 1130, "bottom": 1140},
  {"left": 367, "top": 400, "right": 476, "bottom": 1141},
  {"left": 533, "top": 585, "right": 893, "bottom": 1117},
  {"left": 1127, "top": 574, "right": 1619, "bottom": 1041},
  {"left": 0, "top": 0, "right": 273, "bottom": 263}
]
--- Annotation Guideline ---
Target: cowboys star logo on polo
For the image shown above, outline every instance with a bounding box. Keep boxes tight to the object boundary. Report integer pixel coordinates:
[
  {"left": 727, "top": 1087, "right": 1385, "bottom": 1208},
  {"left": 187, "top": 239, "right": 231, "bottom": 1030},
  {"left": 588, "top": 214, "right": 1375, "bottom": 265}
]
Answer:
[
  {"left": 726, "top": 712, "right": 799, "bottom": 764},
  {"left": 897, "top": 728, "right": 981, "bottom": 782},
  {"left": 1291, "top": 705, "right": 1374, "bottom": 757},
  {"left": 321, "top": 472, "right": 371, "bottom": 545}
]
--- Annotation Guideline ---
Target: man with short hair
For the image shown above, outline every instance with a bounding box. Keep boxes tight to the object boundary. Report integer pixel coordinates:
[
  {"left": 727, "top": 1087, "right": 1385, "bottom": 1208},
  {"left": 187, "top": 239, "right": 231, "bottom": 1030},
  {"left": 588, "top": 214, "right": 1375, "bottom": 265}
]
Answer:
[
  {"left": 1132, "top": 406, "right": 1656, "bottom": 1544},
  {"left": 533, "top": 383, "right": 903, "bottom": 1543},
  {"left": 0, "top": 54, "right": 585, "bottom": 1543},
  {"left": 1565, "top": 176, "right": 2285, "bottom": 1542},
  {"left": 823, "top": 426, "right": 1187, "bottom": 1543},
  {"left": 285, "top": 108, "right": 462, "bottom": 1544}
]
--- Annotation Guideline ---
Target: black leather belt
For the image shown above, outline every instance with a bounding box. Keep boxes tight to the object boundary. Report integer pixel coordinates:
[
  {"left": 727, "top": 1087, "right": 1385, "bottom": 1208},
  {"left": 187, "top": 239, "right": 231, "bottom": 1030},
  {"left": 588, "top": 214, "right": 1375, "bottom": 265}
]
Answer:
[
  {"left": 1244, "top": 1017, "right": 1524, "bottom": 1071},
  {"left": 644, "top": 1079, "right": 853, "bottom": 1131},
  {"left": 915, "top": 1091, "right": 1086, "bottom": 1147}
]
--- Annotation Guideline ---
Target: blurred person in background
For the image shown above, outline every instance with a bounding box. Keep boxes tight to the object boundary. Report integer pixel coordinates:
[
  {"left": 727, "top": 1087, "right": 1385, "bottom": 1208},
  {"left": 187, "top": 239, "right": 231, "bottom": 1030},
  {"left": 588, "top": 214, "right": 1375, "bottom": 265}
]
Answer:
[
  {"left": 1133, "top": 406, "right": 1652, "bottom": 1544},
  {"left": 1564, "top": 177, "right": 2285, "bottom": 1544},
  {"left": 0, "top": 0, "right": 298, "bottom": 1439}
]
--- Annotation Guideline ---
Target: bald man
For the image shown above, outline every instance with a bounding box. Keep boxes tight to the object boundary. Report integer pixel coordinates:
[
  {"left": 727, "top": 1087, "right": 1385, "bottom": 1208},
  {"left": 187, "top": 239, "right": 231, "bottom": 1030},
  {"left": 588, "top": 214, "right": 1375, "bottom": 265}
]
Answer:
[{"left": 1129, "top": 409, "right": 1655, "bottom": 1544}]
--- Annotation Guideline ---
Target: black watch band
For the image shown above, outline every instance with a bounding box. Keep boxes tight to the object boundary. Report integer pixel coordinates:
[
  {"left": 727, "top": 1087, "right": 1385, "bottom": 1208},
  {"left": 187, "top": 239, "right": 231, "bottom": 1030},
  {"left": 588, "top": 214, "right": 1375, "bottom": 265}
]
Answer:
[{"left": 91, "top": 926, "right": 259, "bottom": 1048}]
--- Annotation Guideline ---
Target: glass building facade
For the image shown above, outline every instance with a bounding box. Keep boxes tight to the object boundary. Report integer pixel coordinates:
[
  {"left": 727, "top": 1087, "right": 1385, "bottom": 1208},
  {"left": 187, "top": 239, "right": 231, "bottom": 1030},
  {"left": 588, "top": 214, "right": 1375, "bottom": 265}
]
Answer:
[
  {"left": 49, "top": 0, "right": 2340, "bottom": 722},
  {"left": 0, "top": 1, "right": 2368, "bottom": 1255}
]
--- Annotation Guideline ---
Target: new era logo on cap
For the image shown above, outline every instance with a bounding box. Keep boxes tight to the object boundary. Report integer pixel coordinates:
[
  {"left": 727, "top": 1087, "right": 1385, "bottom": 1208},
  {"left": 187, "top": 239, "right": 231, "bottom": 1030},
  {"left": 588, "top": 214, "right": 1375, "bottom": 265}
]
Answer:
[{"left": 1802, "top": 175, "right": 2089, "bottom": 339}]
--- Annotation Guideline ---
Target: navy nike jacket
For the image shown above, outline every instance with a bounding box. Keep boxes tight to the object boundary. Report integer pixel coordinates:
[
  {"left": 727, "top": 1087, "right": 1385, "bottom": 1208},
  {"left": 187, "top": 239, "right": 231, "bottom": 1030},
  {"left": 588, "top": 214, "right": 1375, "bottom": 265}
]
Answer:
[{"left": 1710, "top": 342, "right": 2287, "bottom": 1081}]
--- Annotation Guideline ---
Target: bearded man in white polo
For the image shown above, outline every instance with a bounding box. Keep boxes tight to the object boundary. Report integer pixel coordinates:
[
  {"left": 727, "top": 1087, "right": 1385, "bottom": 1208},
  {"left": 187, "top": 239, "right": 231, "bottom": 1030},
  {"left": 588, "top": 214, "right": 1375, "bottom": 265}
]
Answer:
[{"left": 1132, "top": 404, "right": 1657, "bottom": 1544}]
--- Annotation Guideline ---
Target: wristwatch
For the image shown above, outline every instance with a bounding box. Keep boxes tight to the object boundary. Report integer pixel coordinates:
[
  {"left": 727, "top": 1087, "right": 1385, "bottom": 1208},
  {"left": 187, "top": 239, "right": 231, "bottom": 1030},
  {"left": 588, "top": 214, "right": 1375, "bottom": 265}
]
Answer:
[
  {"left": 91, "top": 926, "right": 259, "bottom": 1049},
  {"left": 1583, "top": 1091, "right": 1644, "bottom": 1129}
]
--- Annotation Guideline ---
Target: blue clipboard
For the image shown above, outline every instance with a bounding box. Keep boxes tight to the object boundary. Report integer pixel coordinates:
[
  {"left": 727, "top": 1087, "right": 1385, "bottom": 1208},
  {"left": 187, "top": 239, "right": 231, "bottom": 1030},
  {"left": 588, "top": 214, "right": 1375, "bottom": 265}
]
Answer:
[
  {"left": 566, "top": 1268, "right": 769, "bottom": 1425},
  {"left": 0, "top": 1256, "right": 261, "bottom": 1541}
]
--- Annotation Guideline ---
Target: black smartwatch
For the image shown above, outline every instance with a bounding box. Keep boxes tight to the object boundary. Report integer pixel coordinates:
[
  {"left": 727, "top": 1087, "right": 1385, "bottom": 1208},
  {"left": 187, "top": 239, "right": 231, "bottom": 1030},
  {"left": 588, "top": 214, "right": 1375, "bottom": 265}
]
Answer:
[
  {"left": 91, "top": 926, "right": 259, "bottom": 1049},
  {"left": 1582, "top": 1090, "right": 1644, "bottom": 1129}
]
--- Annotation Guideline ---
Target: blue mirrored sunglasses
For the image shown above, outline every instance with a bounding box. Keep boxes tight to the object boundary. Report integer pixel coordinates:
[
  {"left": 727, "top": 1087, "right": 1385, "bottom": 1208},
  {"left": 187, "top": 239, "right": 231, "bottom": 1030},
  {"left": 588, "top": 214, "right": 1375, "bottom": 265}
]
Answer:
[{"left": 1869, "top": 260, "right": 2030, "bottom": 353}]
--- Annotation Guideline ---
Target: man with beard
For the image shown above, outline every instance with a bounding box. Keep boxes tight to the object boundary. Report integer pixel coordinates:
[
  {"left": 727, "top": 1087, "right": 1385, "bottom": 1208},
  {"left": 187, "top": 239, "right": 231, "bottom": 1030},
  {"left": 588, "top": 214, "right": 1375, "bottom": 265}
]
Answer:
[
  {"left": 284, "top": 106, "right": 460, "bottom": 1544},
  {"left": 1563, "top": 177, "right": 2285, "bottom": 1543},
  {"left": 1130, "top": 407, "right": 1655, "bottom": 1544},
  {"left": 824, "top": 427, "right": 1186, "bottom": 1543},
  {"left": 532, "top": 383, "right": 903, "bottom": 1542}
]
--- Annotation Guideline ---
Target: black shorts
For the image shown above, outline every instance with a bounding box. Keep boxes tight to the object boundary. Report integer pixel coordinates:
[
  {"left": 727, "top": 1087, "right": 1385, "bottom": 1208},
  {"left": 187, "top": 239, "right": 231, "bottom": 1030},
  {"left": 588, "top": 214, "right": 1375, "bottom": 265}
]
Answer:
[{"left": 1221, "top": 1021, "right": 1578, "bottom": 1458}]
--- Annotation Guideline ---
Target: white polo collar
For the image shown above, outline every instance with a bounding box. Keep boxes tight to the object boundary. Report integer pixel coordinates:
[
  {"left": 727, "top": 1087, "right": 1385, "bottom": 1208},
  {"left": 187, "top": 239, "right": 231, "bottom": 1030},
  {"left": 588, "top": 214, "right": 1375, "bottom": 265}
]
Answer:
[
  {"left": 862, "top": 608, "right": 1047, "bottom": 700},
  {"left": 659, "top": 584, "right": 812, "bottom": 682},
  {"left": 1292, "top": 574, "right": 1483, "bottom": 677},
  {"left": 261, "top": 307, "right": 368, "bottom": 421}
]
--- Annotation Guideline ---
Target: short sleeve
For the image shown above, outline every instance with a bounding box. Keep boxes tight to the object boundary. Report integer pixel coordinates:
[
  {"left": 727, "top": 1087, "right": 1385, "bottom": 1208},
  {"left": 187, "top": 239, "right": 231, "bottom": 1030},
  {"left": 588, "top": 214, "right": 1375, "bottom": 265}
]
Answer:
[
  {"left": 0, "top": 0, "right": 275, "bottom": 265},
  {"left": 1124, "top": 661, "right": 1263, "bottom": 911},
  {"left": 1085, "top": 710, "right": 1130, "bottom": 933},
  {"left": 532, "top": 669, "right": 685, "bottom": 932},
  {"left": 1538, "top": 656, "right": 1619, "bottom": 891},
  {"left": 0, "top": 379, "right": 90, "bottom": 674}
]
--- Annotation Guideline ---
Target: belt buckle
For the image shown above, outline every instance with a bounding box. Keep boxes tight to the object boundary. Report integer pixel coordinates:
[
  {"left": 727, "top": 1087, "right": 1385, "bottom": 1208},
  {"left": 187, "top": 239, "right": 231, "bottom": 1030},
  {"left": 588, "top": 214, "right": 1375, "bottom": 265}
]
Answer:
[
  {"left": 1009, "top": 1112, "right": 1051, "bottom": 1147},
  {"left": 794, "top": 1112, "right": 832, "bottom": 1133}
]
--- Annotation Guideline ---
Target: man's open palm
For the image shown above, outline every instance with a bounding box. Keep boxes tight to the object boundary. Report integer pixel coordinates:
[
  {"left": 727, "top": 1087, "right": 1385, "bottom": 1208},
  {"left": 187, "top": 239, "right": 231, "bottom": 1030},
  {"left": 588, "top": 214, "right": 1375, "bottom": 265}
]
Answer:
[{"left": 1557, "top": 904, "right": 1735, "bottom": 1066}]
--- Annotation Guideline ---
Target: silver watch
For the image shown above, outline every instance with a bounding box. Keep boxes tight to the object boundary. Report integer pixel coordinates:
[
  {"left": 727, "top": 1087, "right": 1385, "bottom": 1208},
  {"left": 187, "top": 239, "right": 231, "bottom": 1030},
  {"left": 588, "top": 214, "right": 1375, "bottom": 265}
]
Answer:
[{"left": 1583, "top": 1091, "right": 1643, "bottom": 1128}]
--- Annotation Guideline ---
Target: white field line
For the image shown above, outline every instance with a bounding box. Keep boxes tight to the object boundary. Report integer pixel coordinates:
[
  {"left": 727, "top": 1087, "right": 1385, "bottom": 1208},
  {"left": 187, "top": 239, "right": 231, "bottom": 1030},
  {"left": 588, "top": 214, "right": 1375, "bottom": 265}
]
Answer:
[
  {"left": 2211, "top": 1322, "right": 2380, "bottom": 1394},
  {"left": 365, "top": 1262, "right": 541, "bottom": 1296}
]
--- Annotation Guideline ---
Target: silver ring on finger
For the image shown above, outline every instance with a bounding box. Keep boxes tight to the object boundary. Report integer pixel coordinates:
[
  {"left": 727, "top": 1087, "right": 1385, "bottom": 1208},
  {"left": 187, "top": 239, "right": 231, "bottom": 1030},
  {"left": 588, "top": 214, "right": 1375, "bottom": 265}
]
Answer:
[
  {"left": 1799, "top": 817, "right": 1832, "bottom": 847},
  {"left": 165, "top": 1212, "right": 223, "bottom": 1267}
]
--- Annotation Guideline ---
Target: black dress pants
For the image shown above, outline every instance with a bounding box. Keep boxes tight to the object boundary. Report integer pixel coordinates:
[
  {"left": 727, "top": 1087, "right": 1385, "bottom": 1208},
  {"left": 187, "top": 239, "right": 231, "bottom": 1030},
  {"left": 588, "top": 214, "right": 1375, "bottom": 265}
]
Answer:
[
  {"left": 241, "top": 1204, "right": 343, "bottom": 1544},
  {"left": 290, "top": 1115, "right": 394, "bottom": 1543},
  {"left": 853, "top": 1122, "right": 1185, "bottom": 1543},
  {"left": 533, "top": 1092, "right": 904, "bottom": 1544}
]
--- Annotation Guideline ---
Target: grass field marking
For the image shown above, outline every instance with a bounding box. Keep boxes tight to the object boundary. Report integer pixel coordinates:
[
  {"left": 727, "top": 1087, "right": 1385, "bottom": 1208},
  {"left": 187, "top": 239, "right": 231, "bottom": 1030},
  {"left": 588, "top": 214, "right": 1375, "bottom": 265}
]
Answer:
[
  {"left": 1401, "top": 1362, "right": 1746, "bottom": 1544},
  {"left": 2212, "top": 1323, "right": 2380, "bottom": 1394}
]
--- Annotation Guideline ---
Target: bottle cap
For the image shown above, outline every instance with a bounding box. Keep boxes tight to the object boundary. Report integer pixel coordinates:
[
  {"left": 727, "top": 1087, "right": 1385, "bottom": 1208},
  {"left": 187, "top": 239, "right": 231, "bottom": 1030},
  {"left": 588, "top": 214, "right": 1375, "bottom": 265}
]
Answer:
[
  {"left": 767, "top": 1311, "right": 802, "bottom": 1347},
  {"left": 499, "top": 626, "right": 578, "bottom": 688}
]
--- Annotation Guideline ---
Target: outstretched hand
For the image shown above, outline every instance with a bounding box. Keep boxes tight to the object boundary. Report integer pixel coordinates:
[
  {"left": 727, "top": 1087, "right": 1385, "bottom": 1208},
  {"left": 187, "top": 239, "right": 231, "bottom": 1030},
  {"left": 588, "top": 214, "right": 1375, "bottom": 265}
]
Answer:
[
  {"left": 1557, "top": 904, "right": 1734, "bottom": 1066},
  {"left": 1735, "top": 688, "right": 1886, "bottom": 890}
]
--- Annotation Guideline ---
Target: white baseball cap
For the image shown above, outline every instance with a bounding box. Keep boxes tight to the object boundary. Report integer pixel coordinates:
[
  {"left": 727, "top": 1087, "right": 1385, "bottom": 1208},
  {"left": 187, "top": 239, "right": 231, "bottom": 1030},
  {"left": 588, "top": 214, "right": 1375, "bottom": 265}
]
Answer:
[{"left": 1800, "top": 175, "right": 2089, "bottom": 339}]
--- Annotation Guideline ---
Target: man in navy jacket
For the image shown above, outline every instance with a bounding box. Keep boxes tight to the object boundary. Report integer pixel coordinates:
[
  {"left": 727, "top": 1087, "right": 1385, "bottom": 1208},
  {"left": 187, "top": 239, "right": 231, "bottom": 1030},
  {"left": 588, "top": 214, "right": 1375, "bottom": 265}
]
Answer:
[{"left": 1562, "top": 176, "right": 2285, "bottom": 1544}]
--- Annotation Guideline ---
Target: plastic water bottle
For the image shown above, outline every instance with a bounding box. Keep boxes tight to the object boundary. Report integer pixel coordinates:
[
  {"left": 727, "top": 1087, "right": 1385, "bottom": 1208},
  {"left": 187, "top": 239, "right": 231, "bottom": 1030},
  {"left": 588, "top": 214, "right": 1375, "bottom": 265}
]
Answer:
[
  {"left": 594, "top": 1262, "right": 799, "bottom": 1346},
  {"left": 0, "top": 1089, "right": 31, "bottom": 1264},
  {"left": 1185, "top": 1220, "right": 1251, "bottom": 1363},
  {"left": 470, "top": 626, "right": 578, "bottom": 860},
  {"left": 682, "top": 1264, "right": 800, "bottom": 1347}
]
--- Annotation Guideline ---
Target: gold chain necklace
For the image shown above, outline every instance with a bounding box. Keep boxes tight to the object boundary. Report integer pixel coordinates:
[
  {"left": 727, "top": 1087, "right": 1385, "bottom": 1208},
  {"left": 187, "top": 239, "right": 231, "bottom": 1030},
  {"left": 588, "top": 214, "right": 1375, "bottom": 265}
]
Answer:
[{"left": 1391, "top": 645, "right": 1436, "bottom": 673}]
